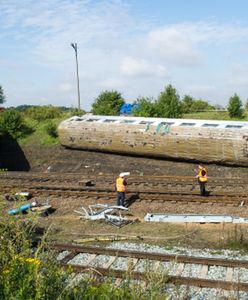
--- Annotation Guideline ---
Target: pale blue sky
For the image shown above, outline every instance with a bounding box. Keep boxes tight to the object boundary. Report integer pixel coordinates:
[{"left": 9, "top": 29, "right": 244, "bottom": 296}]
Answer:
[{"left": 1, "top": 0, "right": 248, "bottom": 110}]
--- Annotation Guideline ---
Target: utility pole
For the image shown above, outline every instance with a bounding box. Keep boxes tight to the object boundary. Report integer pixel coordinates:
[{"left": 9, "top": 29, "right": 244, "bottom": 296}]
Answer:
[{"left": 71, "top": 43, "right": 81, "bottom": 110}]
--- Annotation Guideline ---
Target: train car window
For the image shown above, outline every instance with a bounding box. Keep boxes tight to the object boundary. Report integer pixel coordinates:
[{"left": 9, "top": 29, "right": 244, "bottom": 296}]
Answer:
[
  {"left": 179, "top": 123, "right": 196, "bottom": 126},
  {"left": 120, "top": 120, "right": 135, "bottom": 123},
  {"left": 159, "top": 122, "right": 174, "bottom": 126},
  {"left": 86, "top": 118, "right": 100, "bottom": 122},
  {"left": 70, "top": 117, "right": 82, "bottom": 121},
  {"left": 139, "top": 121, "right": 154, "bottom": 125},
  {"left": 103, "top": 119, "right": 116, "bottom": 123},
  {"left": 225, "top": 125, "right": 243, "bottom": 129},
  {"left": 202, "top": 124, "right": 219, "bottom": 127}
]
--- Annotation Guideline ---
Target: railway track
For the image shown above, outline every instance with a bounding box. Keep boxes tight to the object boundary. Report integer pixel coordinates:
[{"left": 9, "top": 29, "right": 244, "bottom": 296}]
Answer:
[
  {"left": 1, "top": 171, "right": 248, "bottom": 192},
  {"left": 1, "top": 172, "right": 248, "bottom": 206},
  {"left": 1, "top": 182, "right": 248, "bottom": 205},
  {"left": 53, "top": 243, "right": 248, "bottom": 292}
]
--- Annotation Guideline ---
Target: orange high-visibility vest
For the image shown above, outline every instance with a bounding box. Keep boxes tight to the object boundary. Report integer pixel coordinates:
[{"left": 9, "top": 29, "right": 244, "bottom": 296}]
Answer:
[
  {"left": 198, "top": 168, "right": 208, "bottom": 182},
  {"left": 116, "top": 177, "right": 126, "bottom": 192}
]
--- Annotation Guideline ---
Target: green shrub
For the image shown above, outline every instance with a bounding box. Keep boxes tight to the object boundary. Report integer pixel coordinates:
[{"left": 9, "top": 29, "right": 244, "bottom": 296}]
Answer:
[
  {"left": 45, "top": 122, "right": 58, "bottom": 138},
  {"left": 68, "top": 108, "right": 85, "bottom": 117},
  {"left": 0, "top": 109, "right": 31, "bottom": 139},
  {"left": 0, "top": 207, "right": 169, "bottom": 299},
  {"left": 25, "top": 106, "right": 62, "bottom": 121},
  {"left": 133, "top": 97, "right": 157, "bottom": 117}
]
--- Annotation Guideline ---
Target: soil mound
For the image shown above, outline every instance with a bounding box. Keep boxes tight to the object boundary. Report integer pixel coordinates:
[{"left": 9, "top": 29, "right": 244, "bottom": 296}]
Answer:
[{"left": 17, "top": 144, "right": 248, "bottom": 178}]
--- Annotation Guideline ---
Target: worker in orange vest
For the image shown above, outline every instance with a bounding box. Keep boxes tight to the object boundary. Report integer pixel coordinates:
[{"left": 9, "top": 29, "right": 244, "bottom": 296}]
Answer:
[
  {"left": 196, "top": 164, "right": 208, "bottom": 196},
  {"left": 116, "top": 173, "right": 127, "bottom": 206}
]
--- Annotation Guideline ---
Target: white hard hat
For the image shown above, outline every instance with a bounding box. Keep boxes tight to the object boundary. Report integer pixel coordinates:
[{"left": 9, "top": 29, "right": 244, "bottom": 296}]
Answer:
[
  {"left": 31, "top": 201, "right": 37, "bottom": 207},
  {"left": 119, "top": 172, "right": 130, "bottom": 177}
]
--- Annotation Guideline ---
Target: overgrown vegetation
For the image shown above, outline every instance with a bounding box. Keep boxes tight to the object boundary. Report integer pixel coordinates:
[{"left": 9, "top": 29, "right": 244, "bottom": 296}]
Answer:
[
  {"left": 0, "top": 204, "right": 169, "bottom": 299},
  {"left": 0, "top": 109, "right": 32, "bottom": 139},
  {"left": 0, "top": 105, "right": 83, "bottom": 145},
  {"left": 45, "top": 121, "right": 58, "bottom": 138},
  {"left": 24, "top": 105, "right": 63, "bottom": 121}
]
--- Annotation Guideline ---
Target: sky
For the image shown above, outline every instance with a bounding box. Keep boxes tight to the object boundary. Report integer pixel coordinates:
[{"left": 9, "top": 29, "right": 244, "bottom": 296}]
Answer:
[{"left": 1, "top": 0, "right": 248, "bottom": 111}]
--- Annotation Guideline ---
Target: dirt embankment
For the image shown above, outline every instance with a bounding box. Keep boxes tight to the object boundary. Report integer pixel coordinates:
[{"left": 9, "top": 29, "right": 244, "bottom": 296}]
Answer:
[{"left": 14, "top": 144, "right": 248, "bottom": 179}]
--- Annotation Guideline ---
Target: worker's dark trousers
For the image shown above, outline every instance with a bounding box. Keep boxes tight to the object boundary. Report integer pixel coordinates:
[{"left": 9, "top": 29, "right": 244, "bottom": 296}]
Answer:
[
  {"left": 199, "top": 180, "right": 207, "bottom": 196},
  {"left": 117, "top": 192, "right": 125, "bottom": 206}
]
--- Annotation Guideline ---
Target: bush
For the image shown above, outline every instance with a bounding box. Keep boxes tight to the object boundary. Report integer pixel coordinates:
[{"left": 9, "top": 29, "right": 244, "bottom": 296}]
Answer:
[
  {"left": 0, "top": 109, "right": 29, "bottom": 139},
  {"left": 25, "top": 106, "right": 62, "bottom": 121},
  {"left": 133, "top": 97, "right": 157, "bottom": 117},
  {"left": 45, "top": 122, "right": 58, "bottom": 138},
  {"left": 68, "top": 108, "right": 85, "bottom": 117},
  {"left": 0, "top": 210, "right": 169, "bottom": 299}
]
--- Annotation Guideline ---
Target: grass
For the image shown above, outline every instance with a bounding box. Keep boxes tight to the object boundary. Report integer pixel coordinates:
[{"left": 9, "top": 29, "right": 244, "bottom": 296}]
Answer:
[
  {"left": 183, "top": 110, "right": 248, "bottom": 120},
  {"left": 19, "top": 117, "right": 63, "bottom": 146}
]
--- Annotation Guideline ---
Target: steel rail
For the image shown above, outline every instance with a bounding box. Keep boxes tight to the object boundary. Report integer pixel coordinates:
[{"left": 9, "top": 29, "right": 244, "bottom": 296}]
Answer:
[
  {"left": 2, "top": 182, "right": 248, "bottom": 198},
  {"left": 1, "top": 171, "right": 248, "bottom": 182},
  {"left": 53, "top": 243, "right": 248, "bottom": 268},
  {"left": 1, "top": 184, "right": 247, "bottom": 205},
  {"left": 1, "top": 173, "right": 248, "bottom": 197},
  {"left": 53, "top": 243, "right": 248, "bottom": 291},
  {"left": 61, "top": 264, "right": 248, "bottom": 291}
]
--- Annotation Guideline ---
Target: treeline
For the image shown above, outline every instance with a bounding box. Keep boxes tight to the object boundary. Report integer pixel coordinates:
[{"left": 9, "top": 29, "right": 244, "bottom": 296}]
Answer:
[
  {"left": 0, "top": 83, "right": 247, "bottom": 140},
  {"left": 0, "top": 105, "right": 84, "bottom": 140},
  {"left": 91, "top": 85, "right": 246, "bottom": 119}
]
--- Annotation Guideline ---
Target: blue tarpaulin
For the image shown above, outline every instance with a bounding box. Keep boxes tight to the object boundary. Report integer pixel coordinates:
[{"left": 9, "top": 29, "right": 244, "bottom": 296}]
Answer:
[{"left": 120, "top": 104, "right": 139, "bottom": 115}]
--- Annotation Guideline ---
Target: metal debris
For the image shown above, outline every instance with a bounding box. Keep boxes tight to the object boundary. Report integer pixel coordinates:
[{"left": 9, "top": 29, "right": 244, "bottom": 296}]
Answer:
[
  {"left": 144, "top": 213, "right": 248, "bottom": 224},
  {"left": 74, "top": 204, "right": 134, "bottom": 227}
]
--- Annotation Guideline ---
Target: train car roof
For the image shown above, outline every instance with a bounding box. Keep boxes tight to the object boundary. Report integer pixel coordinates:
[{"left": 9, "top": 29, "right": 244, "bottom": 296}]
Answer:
[{"left": 64, "top": 115, "right": 248, "bottom": 129}]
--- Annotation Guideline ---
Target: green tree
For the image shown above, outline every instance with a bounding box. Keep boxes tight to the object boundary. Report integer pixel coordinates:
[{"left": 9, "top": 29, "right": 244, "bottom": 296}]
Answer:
[
  {"left": 132, "top": 97, "right": 156, "bottom": 117},
  {"left": 181, "top": 95, "right": 214, "bottom": 113},
  {"left": 0, "top": 109, "right": 26, "bottom": 139},
  {"left": 245, "top": 99, "right": 248, "bottom": 111},
  {"left": 92, "top": 90, "right": 125, "bottom": 115},
  {"left": 155, "top": 84, "right": 182, "bottom": 118},
  {"left": 181, "top": 95, "right": 194, "bottom": 113},
  {"left": 227, "top": 93, "right": 244, "bottom": 118},
  {"left": 0, "top": 85, "right": 6, "bottom": 104},
  {"left": 190, "top": 99, "right": 214, "bottom": 112}
]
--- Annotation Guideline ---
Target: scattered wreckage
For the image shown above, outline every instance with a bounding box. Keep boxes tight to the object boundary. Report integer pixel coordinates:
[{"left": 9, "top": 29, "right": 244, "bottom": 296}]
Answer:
[
  {"left": 144, "top": 213, "right": 248, "bottom": 224},
  {"left": 4, "top": 192, "right": 32, "bottom": 201},
  {"left": 74, "top": 204, "right": 136, "bottom": 227},
  {"left": 8, "top": 200, "right": 52, "bottom": 216},
  {"left": 6, "top": 193, "right": 52, "bottom": 216}
]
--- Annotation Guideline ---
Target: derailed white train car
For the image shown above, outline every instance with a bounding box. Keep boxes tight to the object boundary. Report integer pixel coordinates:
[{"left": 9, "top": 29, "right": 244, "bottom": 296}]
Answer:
[{"left": 58, "top": 115, "right": 248, "bottom": 166}]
